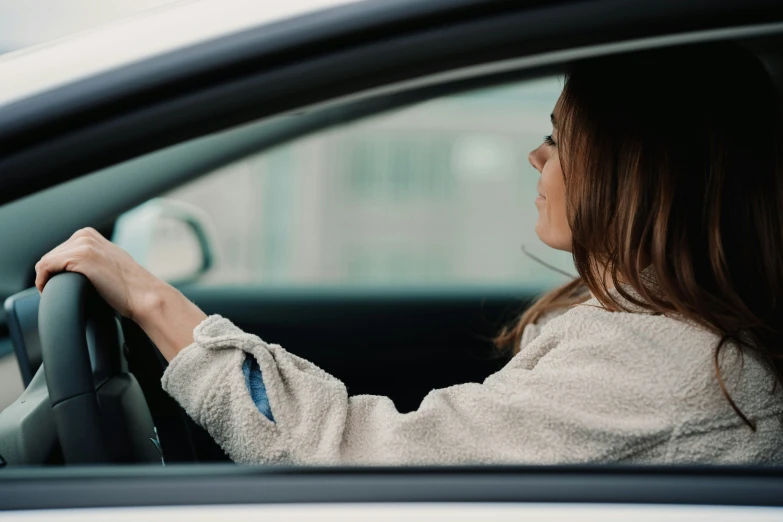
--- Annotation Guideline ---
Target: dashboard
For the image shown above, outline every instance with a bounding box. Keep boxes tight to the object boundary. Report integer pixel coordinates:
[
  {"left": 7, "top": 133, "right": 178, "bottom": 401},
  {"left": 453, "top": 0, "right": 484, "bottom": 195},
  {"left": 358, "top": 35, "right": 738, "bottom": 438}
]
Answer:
[{"left": 4, "top": 287, "right": 42, "bottom": 387}]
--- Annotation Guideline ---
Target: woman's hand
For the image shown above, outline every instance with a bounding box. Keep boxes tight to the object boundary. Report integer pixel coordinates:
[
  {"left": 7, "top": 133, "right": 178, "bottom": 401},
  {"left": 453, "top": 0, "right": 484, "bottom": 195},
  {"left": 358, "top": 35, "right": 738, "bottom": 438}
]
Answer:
[
  {"left": 35, "top": 227, "right": 162, "bottom": 321},
  {"left": 35, "top": 227, "right": 207, "bottom": 361}
]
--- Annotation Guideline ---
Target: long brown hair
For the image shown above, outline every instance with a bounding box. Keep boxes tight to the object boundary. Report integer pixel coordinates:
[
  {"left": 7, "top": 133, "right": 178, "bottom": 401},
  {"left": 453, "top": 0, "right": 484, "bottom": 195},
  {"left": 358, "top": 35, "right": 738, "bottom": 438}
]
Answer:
[{"left": 496, "top": 43, "right": 783, "bottom": 429}]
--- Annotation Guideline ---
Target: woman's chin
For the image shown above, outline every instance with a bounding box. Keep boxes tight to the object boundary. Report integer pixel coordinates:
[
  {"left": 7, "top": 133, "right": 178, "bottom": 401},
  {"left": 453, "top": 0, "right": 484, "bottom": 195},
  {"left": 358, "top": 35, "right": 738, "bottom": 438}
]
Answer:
[{"left": 535, "top": 224, "right": 572, "bottom": 253}]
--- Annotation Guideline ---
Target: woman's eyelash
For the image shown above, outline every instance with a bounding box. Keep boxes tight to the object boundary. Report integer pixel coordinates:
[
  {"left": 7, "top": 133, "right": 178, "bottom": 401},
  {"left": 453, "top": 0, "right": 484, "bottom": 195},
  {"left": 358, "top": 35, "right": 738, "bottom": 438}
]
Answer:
[{"left": 544, "top": 135, "right": 556, "bottom": 146}]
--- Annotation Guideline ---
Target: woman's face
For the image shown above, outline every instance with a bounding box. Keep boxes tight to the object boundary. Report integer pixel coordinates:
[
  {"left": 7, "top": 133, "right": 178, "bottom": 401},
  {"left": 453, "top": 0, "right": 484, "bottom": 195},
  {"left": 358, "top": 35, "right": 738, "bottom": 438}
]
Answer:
[{"left": 528, "top": 96, "right": 572, "bottom": 252}]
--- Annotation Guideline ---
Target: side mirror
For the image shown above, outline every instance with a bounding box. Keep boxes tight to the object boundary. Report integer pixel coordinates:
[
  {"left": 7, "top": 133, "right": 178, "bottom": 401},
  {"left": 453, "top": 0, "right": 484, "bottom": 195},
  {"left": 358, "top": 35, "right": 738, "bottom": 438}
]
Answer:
[{"left": 112, "top": 198, "right": 217, "bottom": 285}]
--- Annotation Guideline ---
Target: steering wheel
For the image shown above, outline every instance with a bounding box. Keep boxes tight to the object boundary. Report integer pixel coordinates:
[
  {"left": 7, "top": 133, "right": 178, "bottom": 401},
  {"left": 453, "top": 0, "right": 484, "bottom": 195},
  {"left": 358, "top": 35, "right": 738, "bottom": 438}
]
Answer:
[{"left": 39, "top": 272, "right": 163, "bottom": 465}]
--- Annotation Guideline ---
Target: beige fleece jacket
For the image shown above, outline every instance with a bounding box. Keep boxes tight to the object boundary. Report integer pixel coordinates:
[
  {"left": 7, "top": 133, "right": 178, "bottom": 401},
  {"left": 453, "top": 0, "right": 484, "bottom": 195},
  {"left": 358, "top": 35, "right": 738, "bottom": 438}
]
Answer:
[{"left": 161, "top": 297, "right": 783, "bottom": 466}]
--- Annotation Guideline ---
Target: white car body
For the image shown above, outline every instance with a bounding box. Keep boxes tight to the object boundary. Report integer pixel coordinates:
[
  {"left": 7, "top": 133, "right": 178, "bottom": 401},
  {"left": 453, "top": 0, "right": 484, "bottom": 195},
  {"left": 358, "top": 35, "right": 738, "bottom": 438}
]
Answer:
[
  {"left": 0, "top": 0, "right": 357, "bottom": 108},
  {"left": 4, "top": 503, "right": 783, "bottom": 522}
]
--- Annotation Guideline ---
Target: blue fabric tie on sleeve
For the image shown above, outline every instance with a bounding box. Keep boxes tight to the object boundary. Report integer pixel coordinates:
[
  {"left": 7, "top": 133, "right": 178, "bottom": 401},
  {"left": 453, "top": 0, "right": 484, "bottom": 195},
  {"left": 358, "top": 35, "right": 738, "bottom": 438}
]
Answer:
[{"left": 242, "top": 353, "right": 275, "bottom": 422}]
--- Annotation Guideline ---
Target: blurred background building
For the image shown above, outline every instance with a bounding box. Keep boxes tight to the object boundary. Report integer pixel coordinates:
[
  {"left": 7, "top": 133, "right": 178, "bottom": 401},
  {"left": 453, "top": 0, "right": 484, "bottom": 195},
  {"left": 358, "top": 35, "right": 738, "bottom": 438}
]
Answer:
[{"left": 154, "top": 78, "right": 575, "bottom": 290}]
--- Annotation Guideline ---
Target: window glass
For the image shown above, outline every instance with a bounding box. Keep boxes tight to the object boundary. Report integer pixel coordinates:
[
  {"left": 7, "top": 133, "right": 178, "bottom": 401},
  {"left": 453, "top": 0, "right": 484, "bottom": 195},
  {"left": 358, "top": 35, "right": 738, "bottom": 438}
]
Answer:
[{"left": 116, "top": 77, "right": 575, "bottom": 289}]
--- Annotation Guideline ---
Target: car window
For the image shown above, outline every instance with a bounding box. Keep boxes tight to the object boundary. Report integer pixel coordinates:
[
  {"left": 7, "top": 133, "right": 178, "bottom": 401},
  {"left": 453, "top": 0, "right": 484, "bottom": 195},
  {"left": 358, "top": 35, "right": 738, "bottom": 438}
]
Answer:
[{"left": 115, "top": 77, "right": 574, "bottom": 290}]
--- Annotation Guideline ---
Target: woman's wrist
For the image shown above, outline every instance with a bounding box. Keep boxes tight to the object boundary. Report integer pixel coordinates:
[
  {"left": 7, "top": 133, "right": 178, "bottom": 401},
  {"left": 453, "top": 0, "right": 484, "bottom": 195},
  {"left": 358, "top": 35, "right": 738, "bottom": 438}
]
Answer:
[{"left": 132, "top": 279, "right": 208, "bottom": 362}]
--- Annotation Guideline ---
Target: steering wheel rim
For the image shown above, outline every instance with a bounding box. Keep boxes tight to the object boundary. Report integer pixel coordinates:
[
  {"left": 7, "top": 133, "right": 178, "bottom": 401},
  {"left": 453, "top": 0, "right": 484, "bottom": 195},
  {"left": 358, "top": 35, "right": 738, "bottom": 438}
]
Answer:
[{"left": 39, "top": 272, "right": 161, "bottom": 464}]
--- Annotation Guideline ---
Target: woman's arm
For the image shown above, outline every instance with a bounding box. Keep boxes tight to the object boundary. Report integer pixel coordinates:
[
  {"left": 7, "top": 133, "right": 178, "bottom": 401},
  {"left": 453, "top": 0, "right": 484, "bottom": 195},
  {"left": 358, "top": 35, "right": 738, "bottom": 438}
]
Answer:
[
  {"left": 35, "top": 227, "right": 671, "bottom": 466},
  {"left": 133, "top": 282, "right": 207, "bottom": 362},
  {"left": 160, "top": 313, "right": 671, "bottom": 466}
]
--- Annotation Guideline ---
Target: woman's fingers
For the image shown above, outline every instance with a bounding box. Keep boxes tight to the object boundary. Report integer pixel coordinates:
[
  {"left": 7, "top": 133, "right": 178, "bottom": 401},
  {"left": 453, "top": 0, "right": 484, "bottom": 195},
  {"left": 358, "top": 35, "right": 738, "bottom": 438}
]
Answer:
[
  {"left": 34, "top": 228, "right": 104, "bottom": 293},
  {"left": 35, "top": 245, "right": 89, "bottom": 293}
]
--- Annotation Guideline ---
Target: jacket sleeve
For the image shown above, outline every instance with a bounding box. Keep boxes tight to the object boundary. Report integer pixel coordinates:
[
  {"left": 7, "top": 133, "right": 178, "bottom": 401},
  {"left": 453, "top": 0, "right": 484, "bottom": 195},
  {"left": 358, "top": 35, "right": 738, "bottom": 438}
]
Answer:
[{"left": 161, "top": 315, "right": 671, "bottom": 465}]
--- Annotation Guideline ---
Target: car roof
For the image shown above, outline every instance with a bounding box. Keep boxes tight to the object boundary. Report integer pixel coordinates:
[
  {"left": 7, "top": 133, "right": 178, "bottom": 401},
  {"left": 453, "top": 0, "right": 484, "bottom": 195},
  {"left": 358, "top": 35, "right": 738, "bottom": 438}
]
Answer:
[{"left": 0, "top": 0, "right": 359, "bottom": 108}]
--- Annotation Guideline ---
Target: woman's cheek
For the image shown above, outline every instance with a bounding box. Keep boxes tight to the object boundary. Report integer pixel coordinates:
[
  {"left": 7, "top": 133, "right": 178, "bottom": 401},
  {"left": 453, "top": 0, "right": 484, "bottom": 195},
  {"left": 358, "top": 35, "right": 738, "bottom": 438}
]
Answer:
[
  {"left": 542, "top": 162, "right": 572, "bottom": 250},
  {"left": 552, "top": 195, "right": 573, "bottom": 249}
]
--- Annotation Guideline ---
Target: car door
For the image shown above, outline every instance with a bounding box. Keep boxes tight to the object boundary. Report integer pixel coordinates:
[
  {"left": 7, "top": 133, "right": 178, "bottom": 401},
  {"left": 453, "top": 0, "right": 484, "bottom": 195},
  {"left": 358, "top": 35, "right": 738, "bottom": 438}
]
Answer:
[{"left": 1, "top": 2, "right": 783, "bottom": 516}]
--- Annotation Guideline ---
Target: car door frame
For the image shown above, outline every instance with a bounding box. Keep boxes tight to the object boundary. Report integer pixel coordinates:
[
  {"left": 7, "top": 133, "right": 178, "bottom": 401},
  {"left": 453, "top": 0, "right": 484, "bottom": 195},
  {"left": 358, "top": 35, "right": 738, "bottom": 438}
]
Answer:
[{"left": 1, "top": 0, "right": 783, "bottom": 512}]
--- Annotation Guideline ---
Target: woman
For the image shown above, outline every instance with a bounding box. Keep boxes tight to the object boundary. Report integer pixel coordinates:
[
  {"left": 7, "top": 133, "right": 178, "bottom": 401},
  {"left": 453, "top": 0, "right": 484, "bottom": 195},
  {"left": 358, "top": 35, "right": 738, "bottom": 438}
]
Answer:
[{"left": 36, "top": 43, "right": 783, "bottom": 465}]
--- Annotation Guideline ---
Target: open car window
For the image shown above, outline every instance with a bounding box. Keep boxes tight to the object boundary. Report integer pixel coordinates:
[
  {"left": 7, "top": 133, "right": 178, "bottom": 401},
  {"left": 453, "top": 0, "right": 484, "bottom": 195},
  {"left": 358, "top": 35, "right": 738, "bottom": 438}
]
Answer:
[{"left": 115, "top": 76, "right": 574, "bottom": 291}]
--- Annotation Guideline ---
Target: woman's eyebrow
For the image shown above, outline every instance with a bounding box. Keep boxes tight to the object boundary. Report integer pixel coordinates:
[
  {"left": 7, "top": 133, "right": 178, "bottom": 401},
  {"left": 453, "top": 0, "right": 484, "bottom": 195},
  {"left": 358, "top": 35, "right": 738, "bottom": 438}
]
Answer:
[{"left": 551, "top": 113, "right": 557, "bottom": 127}]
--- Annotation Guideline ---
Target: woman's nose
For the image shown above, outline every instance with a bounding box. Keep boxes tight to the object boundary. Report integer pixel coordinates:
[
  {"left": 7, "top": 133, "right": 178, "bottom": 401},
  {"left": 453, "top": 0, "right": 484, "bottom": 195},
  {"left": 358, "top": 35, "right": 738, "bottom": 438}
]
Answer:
[{"left": 528, "top": 145, "right": 544, "bottom": 173}]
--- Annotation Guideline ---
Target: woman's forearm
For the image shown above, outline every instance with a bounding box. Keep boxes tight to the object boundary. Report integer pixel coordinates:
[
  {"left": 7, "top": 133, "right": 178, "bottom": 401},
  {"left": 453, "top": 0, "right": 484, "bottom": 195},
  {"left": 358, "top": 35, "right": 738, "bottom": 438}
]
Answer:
[{"left": 133, "top": 281, "right": 208, "bottom": 362}]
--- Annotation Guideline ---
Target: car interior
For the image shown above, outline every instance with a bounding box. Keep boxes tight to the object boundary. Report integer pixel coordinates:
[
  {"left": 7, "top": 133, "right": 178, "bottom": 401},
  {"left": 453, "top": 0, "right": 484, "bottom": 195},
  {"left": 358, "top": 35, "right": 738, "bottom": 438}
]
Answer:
[
  {"left": 1, "top": 0, "right": 783, "bottom": 511},
  {"left": 0, "top": 31, "right": 781, "bottom": 466}
]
